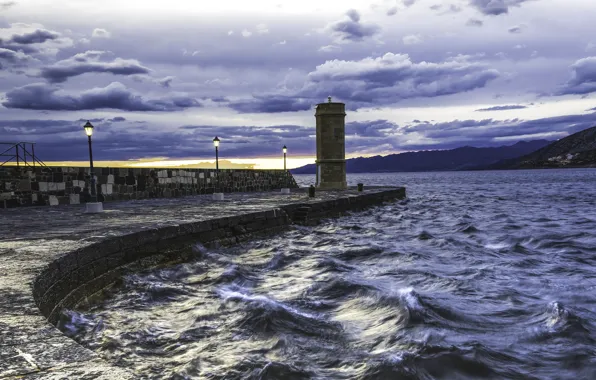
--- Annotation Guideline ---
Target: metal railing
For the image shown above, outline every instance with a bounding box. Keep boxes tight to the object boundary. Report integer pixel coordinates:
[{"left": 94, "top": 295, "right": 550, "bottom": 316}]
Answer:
[{"left": 0, "top": 142, "right": 50, "bottom": 169}]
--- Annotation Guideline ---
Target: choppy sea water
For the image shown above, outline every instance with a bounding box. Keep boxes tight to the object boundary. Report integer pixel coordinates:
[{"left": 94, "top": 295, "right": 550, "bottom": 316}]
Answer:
[{"left": 62, "top": 169, "right": 596, "bottom": 379}]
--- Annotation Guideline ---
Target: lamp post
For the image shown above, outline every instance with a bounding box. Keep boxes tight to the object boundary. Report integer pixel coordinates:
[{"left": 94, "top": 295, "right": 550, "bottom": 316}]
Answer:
[
  {"left": 83, "top": 121, "right": 103, "bottom": 213},
  {"left": 212, "top": 136, "right": 224, "bottom": 200},
  {"left": 281, "top": 145, "right": 290, "bottom": 194}
]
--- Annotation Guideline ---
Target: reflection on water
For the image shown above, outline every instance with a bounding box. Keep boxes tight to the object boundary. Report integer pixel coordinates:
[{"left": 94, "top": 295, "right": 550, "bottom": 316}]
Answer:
[{"left": 62, "top": 169, "right": 596, "bottom": 379}]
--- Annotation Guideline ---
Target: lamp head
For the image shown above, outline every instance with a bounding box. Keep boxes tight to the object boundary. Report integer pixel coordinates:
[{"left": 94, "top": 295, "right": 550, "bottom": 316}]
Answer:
[
  {"left": 83, "top": 121, "right": 94, "bottom": 137},
  {"left": 283, "top": 145, "right": 287, "bottom": 154},
  {"left": 213, "top": 136, "right": 220, "bottom": 148}
]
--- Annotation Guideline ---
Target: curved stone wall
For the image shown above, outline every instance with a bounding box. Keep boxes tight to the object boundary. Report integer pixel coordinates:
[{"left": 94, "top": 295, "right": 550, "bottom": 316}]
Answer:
[
  {"left": 0, "top": 187, "right": 405, "bottom": 378},
  {"left": 33, "top": 188, "right": 405, "bottom": 326}
]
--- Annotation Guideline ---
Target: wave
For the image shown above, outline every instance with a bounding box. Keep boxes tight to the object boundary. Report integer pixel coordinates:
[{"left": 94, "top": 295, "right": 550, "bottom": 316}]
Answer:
[
  {"left": 337, "top": 246, "right": 385, "bottom": 261},
  {"left": 314, "top": 257, "right": 355, "bottom": 273},
  {"left": 216, "top": 286, "right": 343, "bottom": 338},
  {"left": 124, "top": 274, "right": 194, "bottom": 303},
  {"left": 215, "top": 264, "right": 260, "bottom": 286},
  {"left": 524, "top": 301, "right": 594, "bottom": 344}
]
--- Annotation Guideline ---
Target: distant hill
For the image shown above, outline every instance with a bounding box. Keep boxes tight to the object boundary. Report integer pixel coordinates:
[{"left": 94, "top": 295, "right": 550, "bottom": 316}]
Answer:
[
  {"left": 482, "top": 126, "right": 596, "bottom": 170},
  {"left": 291, "top": 140, "right": 551, "bottom": 174}
]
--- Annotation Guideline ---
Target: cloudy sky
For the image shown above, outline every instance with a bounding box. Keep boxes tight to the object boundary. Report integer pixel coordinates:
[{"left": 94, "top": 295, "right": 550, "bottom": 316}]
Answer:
[{"left": 1, "top": 0, "right": 595, "bottom": 168}]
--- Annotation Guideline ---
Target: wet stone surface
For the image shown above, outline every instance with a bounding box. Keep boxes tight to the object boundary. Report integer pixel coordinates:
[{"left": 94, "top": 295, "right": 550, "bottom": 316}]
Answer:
[{"left": 0, "top": 187, "right": 403, "bottom": 379}]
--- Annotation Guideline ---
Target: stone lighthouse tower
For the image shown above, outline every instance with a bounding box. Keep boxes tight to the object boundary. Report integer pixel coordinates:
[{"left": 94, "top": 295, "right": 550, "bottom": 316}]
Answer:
[{"left": 315, "top": 96, "right": 347, "bottom": 189}]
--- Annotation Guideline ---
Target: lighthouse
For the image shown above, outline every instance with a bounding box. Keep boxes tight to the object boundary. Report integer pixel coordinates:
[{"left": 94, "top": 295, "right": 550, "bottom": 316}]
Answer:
[{"left": 315, "top": 96, "right": 347, "bottom": 189}]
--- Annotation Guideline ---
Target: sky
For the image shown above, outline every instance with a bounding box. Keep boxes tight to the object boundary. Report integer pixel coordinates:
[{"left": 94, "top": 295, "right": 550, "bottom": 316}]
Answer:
[{"left": 1, "top": 0, "right": 596, "bottom": 169}]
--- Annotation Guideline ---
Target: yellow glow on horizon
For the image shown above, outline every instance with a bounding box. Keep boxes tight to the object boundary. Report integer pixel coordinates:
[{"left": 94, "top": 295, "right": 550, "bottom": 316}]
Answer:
[
  {"left": 38, "top": 156, "right": 318, "bottom": 170},
  {"left": 25, "top": 153, "right": 389, "bottom": 170}
]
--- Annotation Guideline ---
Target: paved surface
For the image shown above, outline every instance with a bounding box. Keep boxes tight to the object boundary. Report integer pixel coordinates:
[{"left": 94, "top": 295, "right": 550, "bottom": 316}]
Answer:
[{"left": 0, "top": 187, "right": 400, "bottom": 379}]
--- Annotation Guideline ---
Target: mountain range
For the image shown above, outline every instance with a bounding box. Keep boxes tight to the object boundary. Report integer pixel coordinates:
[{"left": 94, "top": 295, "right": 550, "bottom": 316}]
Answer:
[
  {"left": 291, "top": 140, "right": 552, "bottom": 174},
  {"left": 481, "top": 126, "right": 596, "bottom": 170}
]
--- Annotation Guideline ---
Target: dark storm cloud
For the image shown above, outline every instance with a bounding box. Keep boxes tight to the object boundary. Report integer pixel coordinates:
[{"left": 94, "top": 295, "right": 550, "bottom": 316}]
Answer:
[
  {"left": 346, "top": 120, "right": 397, "bottom": 137},
  {"left": 305, "top": 53, "right": 500, "bottom": 104},
  {"left": 2, "top": 82, "right": 202, "bottom": 111},
  {"left": 343, "top": 112, "right": 595, "bottom": 152},
  {"left": 6, "top": 123, "right": 317, "bottom": 161},
  {"left": 556, "top": 57, "right": 596, "bottom": 95},
  {"left": 209, "top": 96, "right": 229, "bottom": 103},
  {"left": 475, "top": 104, "right": 528, "bottom": 111},
  {"left": 403, "top": 112, "right": 596, "bottom": 146},
  {"left": 0, "top": 47, "right": 29, "bottom": 65},
  {"left": 0, "top": 25, "right": 68, "bottom": 55},
  {"left": 0, "top": 39, "right": 36, "bottom": 54},
  {"left": 469, "top": 0, "right": 535, "bottom": 16},
  {"left": 0, "top": 119, "right": 80, "bottom": 135},
  {"left": 9, "top": 29, "right": 59, "bottom": 44},
  {"left": 228, "top": 95, "right": 312, "bottom": 113},
  {"left": 326, "top": 9, "right": 381, "bottom": 42},
  {"left": 466, "top": 19, "right": 483, "bottom": 27},
  {"left": 109, "top": 116, "right": 126, "bottom": 122},
  {"left": 40, "top": 51, "right": 151, "bottom": 83},
  {"left": 230, "top": 53, "right": 500, "bottom": 113},
  {"left": 508, "top": 25, "right": 524, "bottom": 33},
  {"left": 3, "top": 110, "right": 594, "bottom": 161}
]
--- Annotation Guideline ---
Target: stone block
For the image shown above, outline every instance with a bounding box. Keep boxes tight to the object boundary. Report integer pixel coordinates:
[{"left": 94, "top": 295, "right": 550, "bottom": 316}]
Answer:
[
  {"left": 18, "top": 179, "right": 31, "bottom": 191},
  {"left": 69, "top": 194, "right": 80, "bottom": 204},
  {"left": 48, "top": 182, "right": 57, "bottom": 191},
  {"left": 107, "top": 174, "right": 115, "bottom": 184},
  {"left": 48, "top": 195, "right": 59, "bottom": 206},
  {"left": 57, "top": 182, "right": 66, "bottom": 191},
  {"left": 199, "top": 173, "right": 205, "bottom": 179}
]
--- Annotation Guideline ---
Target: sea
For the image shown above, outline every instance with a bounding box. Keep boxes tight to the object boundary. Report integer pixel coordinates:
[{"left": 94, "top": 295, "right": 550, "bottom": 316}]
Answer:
[{"left": 62, "top": 169, "right": 596, "bottom": 379}]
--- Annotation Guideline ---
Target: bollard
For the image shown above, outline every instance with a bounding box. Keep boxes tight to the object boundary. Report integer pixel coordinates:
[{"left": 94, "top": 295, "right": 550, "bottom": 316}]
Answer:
[
  {"left": 357, "top": 183, "right": 363, "bottom": 192},
  {"left": 308, "top": 185, "right": 315, "bottom": 197}
]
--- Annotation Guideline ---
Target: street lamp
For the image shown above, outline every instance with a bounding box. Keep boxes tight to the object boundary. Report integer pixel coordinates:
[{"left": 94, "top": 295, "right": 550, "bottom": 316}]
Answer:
[
  {"left": 212, "top": 136, "right": 224, "bottom": 200},
  {"left": 283, "top": 145, "right": 287, "bottom": 170},
  {"left": 281, "top": 145, "right": 290, "bottom": 194},
  {"left": 83, "top": 121, "right": 103, "bottom": 213}
]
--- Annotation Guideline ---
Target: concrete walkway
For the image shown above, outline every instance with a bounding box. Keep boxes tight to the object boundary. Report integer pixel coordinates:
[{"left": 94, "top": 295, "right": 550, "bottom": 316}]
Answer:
[{"left": 0, "top": 187, "right": 402, "bottom": 379}]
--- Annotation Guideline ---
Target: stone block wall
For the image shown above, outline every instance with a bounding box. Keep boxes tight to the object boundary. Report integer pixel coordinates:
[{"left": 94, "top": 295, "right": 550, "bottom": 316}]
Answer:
[
  {"left": 32, "top": 187, "right": 406, "bottom": 325},
  {"left": 0, "top": 166, "right": 298, "bottom": 208}
]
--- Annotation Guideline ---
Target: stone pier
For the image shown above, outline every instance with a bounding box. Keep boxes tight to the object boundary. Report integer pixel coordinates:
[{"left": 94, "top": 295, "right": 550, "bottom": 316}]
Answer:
[{"left": 0, "top": 186, "right": 405, "bottom": 379}]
